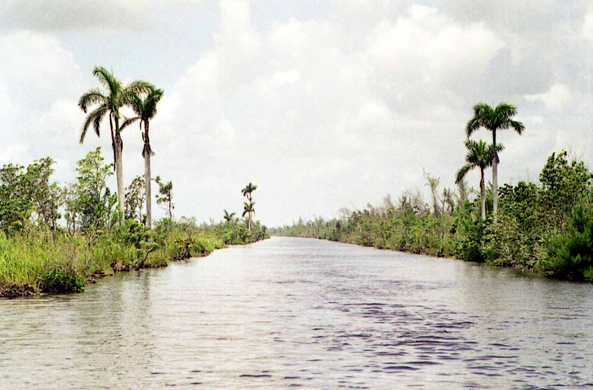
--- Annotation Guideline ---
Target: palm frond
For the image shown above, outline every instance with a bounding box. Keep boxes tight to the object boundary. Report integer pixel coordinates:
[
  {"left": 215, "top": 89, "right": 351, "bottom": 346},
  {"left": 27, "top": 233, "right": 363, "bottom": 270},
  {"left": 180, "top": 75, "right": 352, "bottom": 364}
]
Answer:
[
  {"left": 120, "top": 116, "right": 140, "bottom": 132},
  {"left": 78, "top": 89, "right": 106, "bottom": 113},
  {"left": 80, "top": 105, "right": 108, "bottom": 143},
  {"left": 456, "top": 164, "right": 472, "bottom": 184}
]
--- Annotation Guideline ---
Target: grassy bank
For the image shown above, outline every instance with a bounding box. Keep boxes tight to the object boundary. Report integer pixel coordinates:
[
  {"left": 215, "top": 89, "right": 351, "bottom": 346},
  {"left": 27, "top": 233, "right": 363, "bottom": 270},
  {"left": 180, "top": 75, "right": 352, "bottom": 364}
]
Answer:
[
  {"left": 0, "top": 147, "right": 269, "bottom": 298},
  {"left": 270, "top": 151, "right": 593, "bottom": 282},
  {"left": 0, "top": 219, "right": 267, "bottom": 298}
]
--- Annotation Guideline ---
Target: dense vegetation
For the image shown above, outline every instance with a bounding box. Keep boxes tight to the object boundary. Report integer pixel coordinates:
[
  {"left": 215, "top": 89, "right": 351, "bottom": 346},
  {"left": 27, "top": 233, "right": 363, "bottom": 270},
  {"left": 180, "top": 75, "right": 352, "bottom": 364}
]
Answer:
[
  {"left": 0, "top": 65, "right": 268, "bottom": 298},
  {"left": 271, "top": 102, "right": 593, "bottom": 282},
  {"left": 0, "top": 148, "right": 267, "bottom": 297}
]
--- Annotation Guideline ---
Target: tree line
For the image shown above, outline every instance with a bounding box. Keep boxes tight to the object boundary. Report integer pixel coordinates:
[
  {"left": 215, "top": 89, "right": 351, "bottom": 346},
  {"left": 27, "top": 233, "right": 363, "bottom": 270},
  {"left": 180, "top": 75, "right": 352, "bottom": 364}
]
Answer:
[
  {"left": 0, "top": 66, "right": 268, "bottom": 297},
  {"left": 271, "top": 102, "right": 593, "bottom": 281}
]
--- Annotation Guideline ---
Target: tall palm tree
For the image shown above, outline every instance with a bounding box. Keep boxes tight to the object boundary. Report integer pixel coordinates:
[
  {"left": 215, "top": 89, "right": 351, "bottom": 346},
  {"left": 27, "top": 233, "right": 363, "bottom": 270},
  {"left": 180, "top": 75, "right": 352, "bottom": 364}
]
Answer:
[
  {"left": 121, "top": 87, "right": 164, "bottom": 229},
  {"left": 456, "top": 140, "right": 504, "bottom": 220},
  {"left": 243, "top": 201, "right": 255, "bottom": 231},
  {"left": 78, "top": 66, "right": 152, "bottom": 225},
  {"left": 466, "top": 102, "right": 524, "bottom": 222},
  {"left": 241, "top": 183, "right": 257, "bottom": 202},
  {"left": 223, "top": 209, "right": 236, "bottom": 225}
]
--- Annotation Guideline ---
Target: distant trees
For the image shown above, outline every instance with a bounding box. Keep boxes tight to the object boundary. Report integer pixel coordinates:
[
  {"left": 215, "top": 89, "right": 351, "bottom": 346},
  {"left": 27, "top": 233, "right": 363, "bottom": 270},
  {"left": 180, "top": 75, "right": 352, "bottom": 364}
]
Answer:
[
  {"left": 125, "top": 176, "right": 145, "bottom": 222},
  {"left": 155, "top": 176, "right": 174, "bottom": 220},
  {"left": 0, "top": 158, "right": 61, "bottom": 232},
  {"left": 223, "top": 210, "right": 236, "bottom": 225},
  {"left": 242, "top": 183, "right": 257, "bottom": 230},
  {"left": 466, "top": 103, "right": 524, "bottom": 222}
]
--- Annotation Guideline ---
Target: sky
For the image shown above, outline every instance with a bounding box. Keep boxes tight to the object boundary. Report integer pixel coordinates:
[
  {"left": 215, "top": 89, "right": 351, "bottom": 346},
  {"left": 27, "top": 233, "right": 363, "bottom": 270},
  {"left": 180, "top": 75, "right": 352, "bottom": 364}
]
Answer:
[{"left": 0, "top": 0, "right": 591, "bottom": 227}]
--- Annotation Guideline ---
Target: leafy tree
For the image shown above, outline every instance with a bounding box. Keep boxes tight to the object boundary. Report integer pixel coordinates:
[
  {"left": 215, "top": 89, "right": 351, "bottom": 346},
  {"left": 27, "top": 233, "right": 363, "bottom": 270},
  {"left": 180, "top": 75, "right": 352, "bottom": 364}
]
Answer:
[
  {"left": 539, "top": 151, "right": 592, "bottom": 232},
  {"left": 78, "top": 66, "right": 153, "bottom": 226},
  {"left": 456, "top": 139, "right": 503, "bottom": 220},
  {"left": 466, "top": 102, "right": 524, "bottom": 222},
  {"left": 74, "top": 147, "right": 117, "bottom": 231},
  {"left": 0, "top": 164, "right": 32, "bottom": 233},
  {"left": 121, "top": 86, "right": 164, "bottom": 229},
  {"left": 125, "top": 176, "right": 145, "bottom": 222},
  {"left": 155, "top": 176, "right": 174, "bottom": 220},
  {"left": 26, "top": 157, "right": 61, "bottom": 228},
  {"left": 0, "top": 158, "right": 61, "bottom": 233}
]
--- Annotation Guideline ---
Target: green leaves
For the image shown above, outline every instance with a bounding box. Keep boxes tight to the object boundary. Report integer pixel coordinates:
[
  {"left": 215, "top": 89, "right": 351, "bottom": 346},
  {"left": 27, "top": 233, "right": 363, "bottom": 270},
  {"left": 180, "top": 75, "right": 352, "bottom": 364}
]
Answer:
[{"left": 543, "top": 204, "right": 593, "bottom": 280}]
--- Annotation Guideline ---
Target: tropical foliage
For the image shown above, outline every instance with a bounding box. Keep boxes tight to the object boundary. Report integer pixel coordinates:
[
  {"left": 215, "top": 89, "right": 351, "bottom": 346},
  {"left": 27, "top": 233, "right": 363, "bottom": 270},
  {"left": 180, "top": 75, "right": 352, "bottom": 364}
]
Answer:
[
  {"left": 0, "top": 149, "right": 265, "bottom": 298},
  {"left": 271, "top": 150, "right": 593, "bottom": 281}
]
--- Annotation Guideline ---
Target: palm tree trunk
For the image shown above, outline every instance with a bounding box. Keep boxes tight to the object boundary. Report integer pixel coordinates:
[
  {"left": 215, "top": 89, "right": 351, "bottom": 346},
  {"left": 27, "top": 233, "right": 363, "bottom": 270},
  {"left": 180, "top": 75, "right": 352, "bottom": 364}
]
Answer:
[
  {"left": 114, "top": 114, "right": 125, "bottom": 226},
  {"left": 480, "top": 169, "right": 486, "bottom": 221},
  {"left": 115, "top": 135, "right": 125, "bottom": 226},
  {"left": 492, "top": 129, "right": 498, "bottom": 223},
  {"left": 144, "top": 143, "right": 152, "bottom": 229}
]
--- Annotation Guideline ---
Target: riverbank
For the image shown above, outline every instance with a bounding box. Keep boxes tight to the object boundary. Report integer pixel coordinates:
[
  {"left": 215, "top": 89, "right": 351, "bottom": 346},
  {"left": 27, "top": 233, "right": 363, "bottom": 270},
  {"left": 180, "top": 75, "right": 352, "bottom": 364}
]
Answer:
[
  {"left": 0, "top": 221, "right": 267, "bottom": 298},
  {"left": 270, "top": 151, "right": 593, "bottom": 282}
]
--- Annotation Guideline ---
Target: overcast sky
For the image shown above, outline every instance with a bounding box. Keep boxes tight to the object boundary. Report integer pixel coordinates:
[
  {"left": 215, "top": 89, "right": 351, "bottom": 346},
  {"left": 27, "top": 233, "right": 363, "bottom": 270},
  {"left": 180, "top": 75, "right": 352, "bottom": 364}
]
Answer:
[{"left": 0, "top": 0, "right": 591, "bottom": 227}]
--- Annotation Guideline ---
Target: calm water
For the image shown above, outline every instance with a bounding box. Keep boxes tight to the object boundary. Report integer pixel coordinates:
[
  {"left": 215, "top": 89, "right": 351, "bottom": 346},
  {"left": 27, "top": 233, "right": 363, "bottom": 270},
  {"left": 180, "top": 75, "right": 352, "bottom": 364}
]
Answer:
[{"left": 1, "top": 237, "right": 593, "bottom": 389}]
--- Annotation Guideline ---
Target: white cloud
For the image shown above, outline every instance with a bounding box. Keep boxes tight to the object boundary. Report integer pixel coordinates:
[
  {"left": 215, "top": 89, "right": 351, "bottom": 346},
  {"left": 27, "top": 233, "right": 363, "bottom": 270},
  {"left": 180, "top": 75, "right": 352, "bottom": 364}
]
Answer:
[
  {"left": 584, "top": 8, "right": 593, "bottom": 41},
  {"left": 524, "top": 84, "right": 572, "bottom": 111},
  {"left": 0, "top": 0, "right": 591, "bottom": 226}
]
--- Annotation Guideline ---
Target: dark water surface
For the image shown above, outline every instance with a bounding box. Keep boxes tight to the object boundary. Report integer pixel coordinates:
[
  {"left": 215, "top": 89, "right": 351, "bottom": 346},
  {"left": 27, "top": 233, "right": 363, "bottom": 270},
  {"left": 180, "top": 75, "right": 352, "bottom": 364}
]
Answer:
[{"left": 1, "top": 237, "right": 593, "bottom": 389}]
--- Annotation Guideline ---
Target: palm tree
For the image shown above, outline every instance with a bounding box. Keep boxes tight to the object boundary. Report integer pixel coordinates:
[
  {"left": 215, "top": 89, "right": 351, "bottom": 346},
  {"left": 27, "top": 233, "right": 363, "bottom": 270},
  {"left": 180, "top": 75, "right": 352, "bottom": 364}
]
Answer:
[
  {"left": 223, "top": 209, "right": 236, "bottom": 225},
  {"left": 78, "top": 66, "right": 152, "bottom": 225},
  {"left": 121, "top": 87, "right": 164, "bottom": 229},
  {"left": 242, "top": 183, "right": 257, "bottom": 202},
  {"left": 456, "top": 140, "right": 504, "bottom": 220},
  {"left": 243, "top": 201, "right": 255, "bottom": 231},
  {"left": 466, "top": 102, "right": 524, "bottom": 222}
]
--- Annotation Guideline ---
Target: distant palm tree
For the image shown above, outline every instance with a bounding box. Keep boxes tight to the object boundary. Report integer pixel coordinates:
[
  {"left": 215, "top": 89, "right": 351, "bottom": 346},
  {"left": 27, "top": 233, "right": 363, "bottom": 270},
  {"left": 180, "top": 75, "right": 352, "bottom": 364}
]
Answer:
[
  {"left": 121, "top": 87, "right": 164, "bottom": 229},
  {"left": 223, "top": 209, "right": 236, "bottom": 225},
  {"left": 242, "top": 183, "right": 257, "bottom": 202},
  {"left": 456, "top": 140, "right": 504, "bottom": 220},
  {"left": 466, "top": 102, "right": 524, "bottom": 222},
  {"left": 78, "top": 66, "right": 152, "bottom": 225},
  {"left": 243, "top": 201, "right": 255, "bottom": 231}
]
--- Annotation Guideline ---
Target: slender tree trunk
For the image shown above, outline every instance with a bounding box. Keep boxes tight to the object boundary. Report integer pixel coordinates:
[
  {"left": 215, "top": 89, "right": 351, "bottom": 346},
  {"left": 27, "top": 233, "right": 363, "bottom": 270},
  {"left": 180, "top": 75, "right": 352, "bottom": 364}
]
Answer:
[
  {"left": 115, "top": 135, "right": 125, "bottom": 226},
  {"left": 492, "top": 129, "right": 498, "bottom": 223},
  {"left": 114, "top": 115, "right": 125, "bottom": 226},
  {"left": 480, "top": 169, "right": 486, "bottom": 221},
  {"left": 145, "top": 150, "right": 151, "bottom": 228},
  {"left": 143, "top": 121, "right": 152, "bottom": 228}
]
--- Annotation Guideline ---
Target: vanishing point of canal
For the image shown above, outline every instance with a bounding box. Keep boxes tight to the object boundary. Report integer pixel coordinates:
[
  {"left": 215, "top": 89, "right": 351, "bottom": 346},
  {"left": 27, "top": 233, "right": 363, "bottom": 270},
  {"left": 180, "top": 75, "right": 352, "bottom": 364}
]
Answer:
[{"left": 1, "top": 237, "right": 592, "bottom": 389}]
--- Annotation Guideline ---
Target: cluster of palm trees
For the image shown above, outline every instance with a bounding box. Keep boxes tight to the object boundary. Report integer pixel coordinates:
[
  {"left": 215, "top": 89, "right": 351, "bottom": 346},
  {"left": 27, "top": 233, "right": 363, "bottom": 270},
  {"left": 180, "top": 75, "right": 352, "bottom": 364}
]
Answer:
[
  {"left": 242, "top": 183, "right": 257, "bottom": 230},
  {"left": 221, "top": 183, "right": 258, "bottom": 230},
  {"left": 79, "top": 66, "right": 163, "bottom": 228},
  {"left": 456, "top": 102, "right": 525, "bottom": 221}
]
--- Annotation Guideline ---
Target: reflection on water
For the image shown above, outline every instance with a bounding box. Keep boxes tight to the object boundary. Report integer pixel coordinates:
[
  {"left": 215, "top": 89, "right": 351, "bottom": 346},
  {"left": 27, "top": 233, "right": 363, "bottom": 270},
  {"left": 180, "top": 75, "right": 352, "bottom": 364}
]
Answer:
[{"left": 1, "top": 237, "right": 592, "bottom": 389}]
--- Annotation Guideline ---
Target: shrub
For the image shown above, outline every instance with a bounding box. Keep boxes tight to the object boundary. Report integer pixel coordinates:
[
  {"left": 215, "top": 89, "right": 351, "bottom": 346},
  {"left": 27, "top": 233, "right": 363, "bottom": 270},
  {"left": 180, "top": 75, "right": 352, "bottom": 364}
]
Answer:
[{"left": 542, "top": 204, "right": 593, "bottom": 281}]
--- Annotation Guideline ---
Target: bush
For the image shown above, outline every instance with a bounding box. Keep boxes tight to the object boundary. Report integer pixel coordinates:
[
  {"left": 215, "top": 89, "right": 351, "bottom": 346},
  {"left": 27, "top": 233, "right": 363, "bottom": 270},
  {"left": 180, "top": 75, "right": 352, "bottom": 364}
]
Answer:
[
  {"left": 542, "top": 204, "right": 593, "bottom": 281},
  {"left": 42, "top": 265, "right": 85, "bottom": 293}
]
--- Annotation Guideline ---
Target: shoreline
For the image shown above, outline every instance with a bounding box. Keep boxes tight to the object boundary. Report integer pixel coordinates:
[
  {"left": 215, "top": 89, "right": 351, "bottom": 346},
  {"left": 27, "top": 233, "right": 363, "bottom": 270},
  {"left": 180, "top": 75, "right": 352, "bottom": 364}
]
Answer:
[{"left": 271, "top": 235, "right": 552, "bottom": 281}]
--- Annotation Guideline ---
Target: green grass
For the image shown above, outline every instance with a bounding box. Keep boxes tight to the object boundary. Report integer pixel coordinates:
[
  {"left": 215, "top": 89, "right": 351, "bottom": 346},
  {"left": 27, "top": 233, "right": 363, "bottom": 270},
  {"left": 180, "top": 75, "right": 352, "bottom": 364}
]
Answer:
[{"left": 0, "top": 226, "right": 239, "bottom": 297}]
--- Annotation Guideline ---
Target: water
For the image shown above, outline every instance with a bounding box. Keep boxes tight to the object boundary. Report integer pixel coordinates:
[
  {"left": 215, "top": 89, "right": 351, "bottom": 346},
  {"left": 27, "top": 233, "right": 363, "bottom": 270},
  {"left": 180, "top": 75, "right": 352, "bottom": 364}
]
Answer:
[{"left": 1, "top": 237, "right": 593, "bottom": 389}]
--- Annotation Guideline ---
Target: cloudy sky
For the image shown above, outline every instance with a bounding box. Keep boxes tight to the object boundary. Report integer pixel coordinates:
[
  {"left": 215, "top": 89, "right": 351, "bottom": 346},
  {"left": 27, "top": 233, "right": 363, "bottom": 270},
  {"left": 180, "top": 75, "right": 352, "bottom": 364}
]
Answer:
[{"left": 0, "top": 0, "right": 591, "bottom": 226}]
